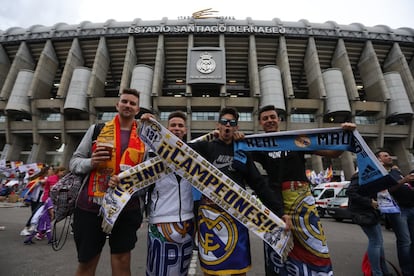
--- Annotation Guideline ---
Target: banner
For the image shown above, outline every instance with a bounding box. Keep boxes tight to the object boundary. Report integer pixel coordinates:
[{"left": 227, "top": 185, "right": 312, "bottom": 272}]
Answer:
[
  {"left": 139, "top": 119, "right": 293, "bottom": 260},
  {"left": 234, "top": 128, "right": 397, "bottom": 194}
]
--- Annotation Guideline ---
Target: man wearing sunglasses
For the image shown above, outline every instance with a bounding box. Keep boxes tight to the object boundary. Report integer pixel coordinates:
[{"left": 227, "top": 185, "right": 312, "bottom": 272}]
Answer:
[{"left": 190, "top": 107, "right": 291, "bottom": 276}]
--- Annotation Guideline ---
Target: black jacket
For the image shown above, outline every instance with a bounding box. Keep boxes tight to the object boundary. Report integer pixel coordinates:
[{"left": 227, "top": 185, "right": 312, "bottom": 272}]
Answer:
[
  {"left": 346, "top": 173, "right": 381, "bottom": 225},
  {"left": 191, "top": 138, "right": 284, "bottom": 217}
]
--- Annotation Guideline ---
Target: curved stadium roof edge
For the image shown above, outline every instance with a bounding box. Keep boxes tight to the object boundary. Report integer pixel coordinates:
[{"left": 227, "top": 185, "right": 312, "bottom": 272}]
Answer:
[{"left": 1, "top": 17, "right": 413, "bottom": 43}]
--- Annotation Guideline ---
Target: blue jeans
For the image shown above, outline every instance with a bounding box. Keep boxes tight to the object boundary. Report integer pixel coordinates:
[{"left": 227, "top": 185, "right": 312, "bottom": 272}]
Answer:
[
  {"left": 386, "top": 208, "right": 414, "bottom": 276},
  {"left": 361, "top": 223, "right": 389, "bottom": 276}
]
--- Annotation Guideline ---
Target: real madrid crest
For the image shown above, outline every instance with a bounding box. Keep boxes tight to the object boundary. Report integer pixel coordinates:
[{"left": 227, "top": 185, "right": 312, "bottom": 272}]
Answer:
[{"left": 196, "top": 52, "right": 216, "bottom": 74}]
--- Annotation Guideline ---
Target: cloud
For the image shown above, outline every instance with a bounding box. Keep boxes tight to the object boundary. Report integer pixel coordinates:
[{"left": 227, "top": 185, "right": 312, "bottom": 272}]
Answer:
[
  {"left": 0, "top": 0, "right": 83, "bottom": 30},
  {"left": 0, "top": 0, "right": 413, "bottom": 31}
]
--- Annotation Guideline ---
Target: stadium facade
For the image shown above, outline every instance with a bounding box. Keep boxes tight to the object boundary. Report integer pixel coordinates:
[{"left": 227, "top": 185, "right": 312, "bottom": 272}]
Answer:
[{"left": 0, "top": 15, "right": 413, "bottom": 179}]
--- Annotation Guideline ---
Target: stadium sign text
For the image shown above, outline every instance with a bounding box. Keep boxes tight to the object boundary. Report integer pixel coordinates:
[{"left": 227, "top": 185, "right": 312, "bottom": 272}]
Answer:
[{"left": 128, "top": 24, "right": 286, "bottom": 34}]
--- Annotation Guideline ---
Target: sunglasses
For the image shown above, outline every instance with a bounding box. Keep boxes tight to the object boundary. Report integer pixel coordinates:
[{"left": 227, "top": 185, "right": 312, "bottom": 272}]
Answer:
[{"left": 219, "top": 118, "right": 238, "bottom": 126}]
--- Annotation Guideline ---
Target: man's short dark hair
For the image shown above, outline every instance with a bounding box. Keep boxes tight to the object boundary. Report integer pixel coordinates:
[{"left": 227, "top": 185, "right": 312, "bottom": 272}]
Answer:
[
  {"left": 375, "top": 149, "right": 392, "bottom": 158},
  {"left": 258, "top": 105, "right": 278, "bottom": 120},
  {"left": 219, "top": 107, "right": 239, "bottom": 121},
  {"left": 121, "top": 88, "right": 140, "bottom": 98},
  {"left": 168, "top": 111, "right": 187, "bottom": 122}
]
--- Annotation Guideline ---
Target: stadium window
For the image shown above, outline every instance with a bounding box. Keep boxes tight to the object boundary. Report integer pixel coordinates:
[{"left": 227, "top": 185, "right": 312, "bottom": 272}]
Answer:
[
  {"left": 191, "top": 112, "right": 218, "bottom": 121},
  {"left": 160, "top": 112, "right": 171, "bottom": 121},
  {"left": 290, "top": 113, "right": 315, "bottom": 123},
  {"left": 97, "top": 112, "right": 117, "bottom": 121},
  {"left": 238, "top": 112, "right": 252, "bottom": 122},
  {"left": 40, "top": 112, "right": 61, "bottom": 121},
  {"left": 355, "top": 116, "right": 377, "bottom": 125}
]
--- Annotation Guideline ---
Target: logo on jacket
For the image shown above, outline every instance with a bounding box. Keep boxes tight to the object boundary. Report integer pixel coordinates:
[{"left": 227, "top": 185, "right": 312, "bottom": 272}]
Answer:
[{"left": 212, "top": 155, "right": 233, "bottom": 169}]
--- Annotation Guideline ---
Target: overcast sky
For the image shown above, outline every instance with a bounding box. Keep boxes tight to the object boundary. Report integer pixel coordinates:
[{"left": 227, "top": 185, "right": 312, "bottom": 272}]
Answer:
[{"left": 0, "top": 0, "right": 413, "bottom": 31}]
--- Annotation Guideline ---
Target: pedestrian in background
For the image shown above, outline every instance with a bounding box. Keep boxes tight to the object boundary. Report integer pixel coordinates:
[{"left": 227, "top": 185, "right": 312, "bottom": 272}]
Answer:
[
  {"left": 20, "top": 167, "right": 48, "bottom": 236},
  {"left": 347, "top": 173, "right": 391, "bottom": 276},
  {"left": 23, "top": 197, "right": 55, "bottom": 245},
  {"left": 376, "top": 150, "right": 414, "bottom": 276},
  {"left": 41, "top": 166, "right": 66, "bottom": 203}
]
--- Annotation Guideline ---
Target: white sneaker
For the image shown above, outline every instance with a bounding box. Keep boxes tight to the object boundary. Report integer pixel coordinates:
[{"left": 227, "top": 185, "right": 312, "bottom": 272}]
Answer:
[
  {"left": 20, "top": 228, "right": 30, "bottom": 236},
  {"left": 28, "top": 225, "right": 36, "bottom": 232}
]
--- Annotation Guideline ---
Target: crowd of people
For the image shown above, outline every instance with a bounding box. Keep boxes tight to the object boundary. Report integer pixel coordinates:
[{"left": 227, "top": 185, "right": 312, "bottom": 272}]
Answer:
[{"left": 13, "top": 88, "right": 413, "bottom": 276}]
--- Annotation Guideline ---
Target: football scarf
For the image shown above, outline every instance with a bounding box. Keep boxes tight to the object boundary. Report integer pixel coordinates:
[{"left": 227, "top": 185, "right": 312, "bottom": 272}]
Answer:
[
  {"left": 100, "top": 132, "right": 216, "bottom": 233},
  {"left": 234, "top": 128, "right": 398, "bottom": 194},
  {"left": 88, "top": 115, "right": 145, "bottom": 204},
  {"left": 139, "top": 118, "right": 293, "bottom": 261},
  {"left": 100, "top": 156, "right": 172, "bottom": 233}
]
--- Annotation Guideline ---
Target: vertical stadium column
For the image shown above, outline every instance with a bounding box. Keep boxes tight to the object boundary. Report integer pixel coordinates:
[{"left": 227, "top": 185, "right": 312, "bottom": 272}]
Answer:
[
  {"left": 152, "top": 34, "right": 165, "bottom": 99},
  {"left": 259, "top": 65, "right": 286, "bottom": 113},
  {"left": 277, "top": 36, "right": 294, "bottom": 130},
  {"left": 64, "top": 67, "right": 91, "bottom": 113},
  {"left": 332, "top": 39, "right": 359, "bottom": 100},
  {"left": 0, "top": 44, "right": 10, "bottom": 94},
  {"left": 340, "top": 152, "right": 356, "bottom": 180},
  {"left": 384, "top": 72, "right": 413, "bottom": 122},
  {"left": 29, "top": 40, "right": 60, "bottom": 162},
  {"left": 249, "top": 35, "right": 260, "bottom": 97},
  {"left": 186, "top": 34, "right": 193, "bottom": 97},
  {"left": 311, "top": 155, "right": 323, "bottom": 176},
  {"left": 56, "top": 38, "right": 85, "bottom": 99},
  {"left": 5, "top": 69, "right": 34, "bottom": 162},
  {"left": 186, "top": 34, "right": 193, "bottom": 140},
  {"left": 322, "top": 68, "right": 351, "bottom": 123},
  {"left": 389, "top": 141, "right": 414, "bottom": 175},
  {"left": 87, "top": 37, "right": 110, "bottom": 123},
  {"left": 0, "top": 42, "right": 34, "bottom": 100},
  {"left": 87, "top": 37, "right": 110, "bottom": 98},
  {"left": 131, "top": 65, "right": 154, "bottom": 112},
  {"left": 5, "top": 70, "right": 33, "bottom": 114},
  {"left": 357, "top": 41, "right": 389, "bottom": 101},
  {"left": 384, "top": 43, "right": 414, "bottom": 102},
  {"left": 384, "top": 72, "right": 414, "bottom": 171},
  {"left": 304, "top": 37, "right": 326, "bottom": 100},
  {"left": 28, "top": 40, "right": 59, "bottom": 98},
  {"left": 119, "top": 35, "right": 137, "bottom": 93},
  {"left": 277, "top": 36, "right": 294, "bottom": 99},
  {"left": 358, "top": 41, "right": 389, "bottom": 152},
  {"left": 0, "top": 44, "right": 11, "bottom": 159},
  {"left": 219, "top": 34, "right": 226, "bottom": 97}
]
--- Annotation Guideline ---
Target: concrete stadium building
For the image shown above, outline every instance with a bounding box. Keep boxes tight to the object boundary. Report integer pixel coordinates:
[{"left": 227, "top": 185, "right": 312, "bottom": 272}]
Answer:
[{"left": 0, "top": 15, "right": 414, "bottom": 178}]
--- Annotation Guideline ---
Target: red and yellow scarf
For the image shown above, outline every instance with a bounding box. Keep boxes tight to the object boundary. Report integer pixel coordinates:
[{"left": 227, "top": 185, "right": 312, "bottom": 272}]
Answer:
[{"left": 88, "top": 115, "right": 145, "bottom": 203}]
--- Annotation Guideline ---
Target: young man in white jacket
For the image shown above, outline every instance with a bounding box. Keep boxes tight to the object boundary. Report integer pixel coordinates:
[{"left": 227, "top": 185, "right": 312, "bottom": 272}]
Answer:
[{"left": 145, "top": 111, "right": 195, "bottom": 276}]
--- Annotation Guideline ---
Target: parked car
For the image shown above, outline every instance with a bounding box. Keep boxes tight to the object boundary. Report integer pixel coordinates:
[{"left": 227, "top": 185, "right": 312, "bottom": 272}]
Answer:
[{"left": 326, "top": 183, "right": 352, "bottom": 222}]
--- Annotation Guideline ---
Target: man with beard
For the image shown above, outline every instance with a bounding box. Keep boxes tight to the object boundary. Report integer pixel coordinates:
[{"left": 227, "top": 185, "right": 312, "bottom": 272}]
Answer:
[{"left": 70, "top": 88, "right": 146, "bottom": 276}]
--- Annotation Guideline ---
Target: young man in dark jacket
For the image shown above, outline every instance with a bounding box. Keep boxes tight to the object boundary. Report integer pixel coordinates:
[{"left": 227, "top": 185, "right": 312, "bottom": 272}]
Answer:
[
  {"left": 376, "top": 150, "right": 414, "bottom": 276},
  {"left": 347, "top": 173, "right": 391, "bottom": 276},
  {"left": 190, "top": 107, "right": 291, "bottom": 276}
]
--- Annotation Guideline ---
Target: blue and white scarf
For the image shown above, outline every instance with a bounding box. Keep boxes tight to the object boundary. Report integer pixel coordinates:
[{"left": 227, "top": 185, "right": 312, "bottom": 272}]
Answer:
[{"left": 234, "top": 127, "right": 397, "bottom": 194}]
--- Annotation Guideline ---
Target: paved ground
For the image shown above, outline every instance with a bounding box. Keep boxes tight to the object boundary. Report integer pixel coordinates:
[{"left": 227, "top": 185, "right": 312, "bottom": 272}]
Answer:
[{"left": 0, "top": 202, "right": 401, "bottom": 276}]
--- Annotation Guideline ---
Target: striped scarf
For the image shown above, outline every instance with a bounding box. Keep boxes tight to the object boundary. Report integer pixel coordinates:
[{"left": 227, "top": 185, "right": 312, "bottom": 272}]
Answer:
[{"left": 88, "top": 115, "right": 145, "bottom": 203}]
